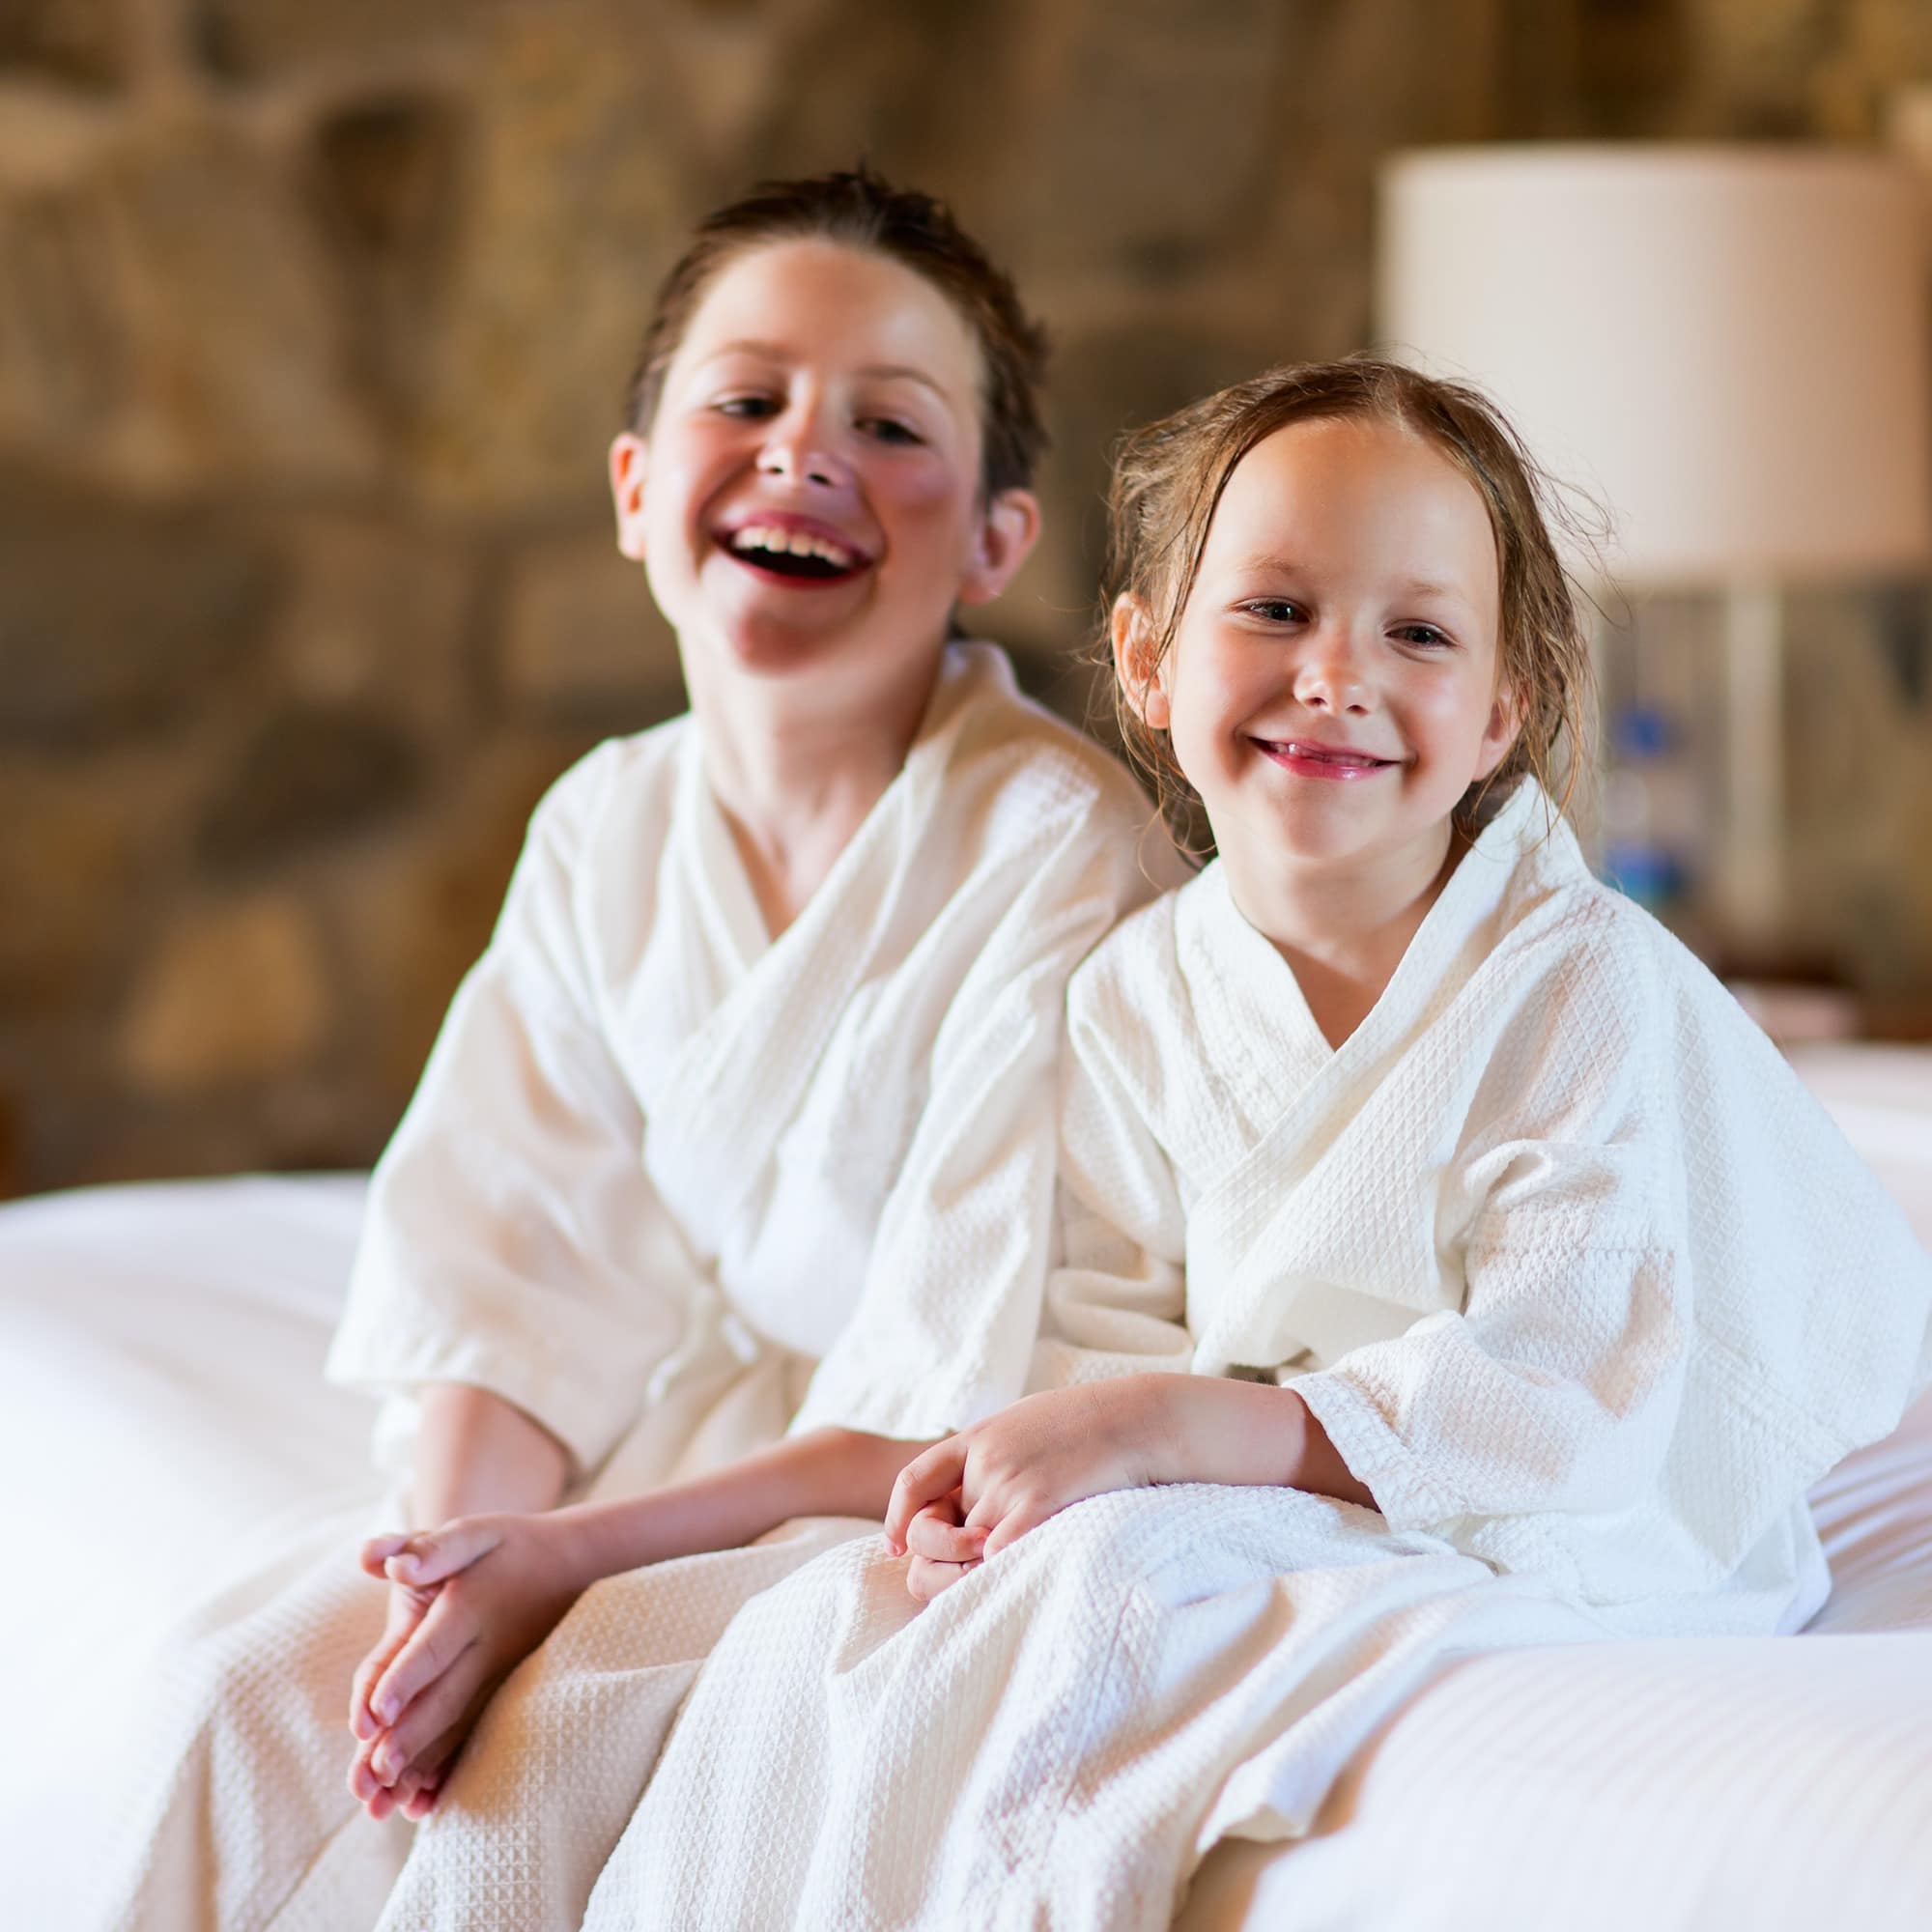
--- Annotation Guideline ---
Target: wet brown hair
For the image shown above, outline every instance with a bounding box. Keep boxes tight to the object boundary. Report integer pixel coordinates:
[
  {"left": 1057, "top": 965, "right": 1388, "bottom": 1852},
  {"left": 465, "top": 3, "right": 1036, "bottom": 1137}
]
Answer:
[
  {"left": 623, "top": 167, "right": 1049, "bottom": 498},
  {"left": 1104, "top": 355, "right": 1596, "bottom": 846}
]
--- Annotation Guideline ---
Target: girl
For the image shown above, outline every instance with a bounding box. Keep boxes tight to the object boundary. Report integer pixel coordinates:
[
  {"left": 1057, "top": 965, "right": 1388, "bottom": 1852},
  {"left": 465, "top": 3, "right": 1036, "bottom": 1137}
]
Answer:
[
  {"left": 584, "top": 359, "right": 1932, "bottom": 1929},
  {"left": 96, "top": 171, "right": 1169, "bottom": 1932}
]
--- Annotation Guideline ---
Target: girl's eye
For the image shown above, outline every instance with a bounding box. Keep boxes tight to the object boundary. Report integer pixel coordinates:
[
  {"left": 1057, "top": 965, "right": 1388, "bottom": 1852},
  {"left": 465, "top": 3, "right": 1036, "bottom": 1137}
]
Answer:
[
  {"left": 1243, "top": 600, "right": 1306, "bottom": 625},
  {"left": 861, "top": 416, "right": 923, "bottom": 446},
  {"left": 1393, "top": 623, "right": 1453, "bottom": 649},
  {"left": 715, "top": 394, "right": 780, "bottom": 419}
]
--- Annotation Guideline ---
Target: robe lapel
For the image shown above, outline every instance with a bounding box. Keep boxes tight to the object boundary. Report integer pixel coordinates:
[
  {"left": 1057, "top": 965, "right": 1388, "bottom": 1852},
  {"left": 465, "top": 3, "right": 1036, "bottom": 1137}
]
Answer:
[
  {"left": 642, "top": 647, "right": 994, "bottom": 1245},
  {"left": 1182, "top": 781, "right": 1572, "bottom": 1371}
]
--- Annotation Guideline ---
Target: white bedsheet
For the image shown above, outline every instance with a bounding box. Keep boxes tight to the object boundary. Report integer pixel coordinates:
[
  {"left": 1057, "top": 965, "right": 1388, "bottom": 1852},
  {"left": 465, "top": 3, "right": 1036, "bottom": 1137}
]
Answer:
[{"left": 4, "top": 1043, "right": 1930, "bottom": 1930}]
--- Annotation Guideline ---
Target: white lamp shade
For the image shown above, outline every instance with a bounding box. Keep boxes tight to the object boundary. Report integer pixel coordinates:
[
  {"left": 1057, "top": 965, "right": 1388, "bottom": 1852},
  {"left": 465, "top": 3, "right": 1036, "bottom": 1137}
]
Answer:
[{"left": 1377, "top": 145, "right": 1932, "bottom": 585}]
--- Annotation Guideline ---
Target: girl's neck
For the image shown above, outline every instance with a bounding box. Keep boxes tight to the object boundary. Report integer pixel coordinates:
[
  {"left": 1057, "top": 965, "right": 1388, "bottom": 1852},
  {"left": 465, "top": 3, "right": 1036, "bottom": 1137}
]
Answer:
[
  {"left": 685, "top": 640, "right": 945, "bottom": 940},
  {"left": 1225, "top": 822, "right": 1465, "bottom": 1049}
]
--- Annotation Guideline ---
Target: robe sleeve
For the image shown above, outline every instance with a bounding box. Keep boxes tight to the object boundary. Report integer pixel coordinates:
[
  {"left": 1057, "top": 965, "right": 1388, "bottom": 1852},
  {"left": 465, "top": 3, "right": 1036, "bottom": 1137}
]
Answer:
[
  {"left": 1288, "top": 919, "right": 1932, "bottom": 1598},
  {"left": 327, "top": 741, "right": 689, "bottom": 1480},
  {"left": 788, "top": 776, "right": 1164, "bottom": 1440},
  {"left": 1025, "top": 962, "right": 1195, "bottom": 1389}
]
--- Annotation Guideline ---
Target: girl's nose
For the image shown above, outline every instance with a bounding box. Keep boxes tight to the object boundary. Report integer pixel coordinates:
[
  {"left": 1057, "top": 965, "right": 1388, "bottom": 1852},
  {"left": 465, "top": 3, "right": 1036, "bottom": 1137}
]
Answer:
[
  {"left": 1292, "top": 627, "right": 1373, "bottom": 714},
  {"left": 756, "top": 406, "right": 844, "bottom": 490}
]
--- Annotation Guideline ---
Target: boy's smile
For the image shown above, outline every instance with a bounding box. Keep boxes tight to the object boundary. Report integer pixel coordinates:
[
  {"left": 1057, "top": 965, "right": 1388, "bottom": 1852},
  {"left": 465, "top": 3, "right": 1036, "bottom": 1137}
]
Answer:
[{"left": 611, "top": 238, "right": 1025, "bottom": 697}]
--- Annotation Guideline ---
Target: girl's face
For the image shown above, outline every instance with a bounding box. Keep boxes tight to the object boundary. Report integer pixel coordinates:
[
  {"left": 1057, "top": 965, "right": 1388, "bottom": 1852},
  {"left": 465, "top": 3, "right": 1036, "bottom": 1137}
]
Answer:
[
  {"left": 1122, "top": 414, "right": 1520, "bottom": 891},
  {"left": 611, "top": 238, "right": 1037, "bottom": 694}
]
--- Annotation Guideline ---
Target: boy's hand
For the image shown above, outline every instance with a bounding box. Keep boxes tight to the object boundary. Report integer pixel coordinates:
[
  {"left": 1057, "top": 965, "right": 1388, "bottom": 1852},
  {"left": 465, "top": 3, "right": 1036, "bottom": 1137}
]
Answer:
[
  {"left": 345, "top": 1511, "right": 584, "bottom": 1817},
  {"left": 884, "top": 1378, "right": 1179, "bottom": 1567}
]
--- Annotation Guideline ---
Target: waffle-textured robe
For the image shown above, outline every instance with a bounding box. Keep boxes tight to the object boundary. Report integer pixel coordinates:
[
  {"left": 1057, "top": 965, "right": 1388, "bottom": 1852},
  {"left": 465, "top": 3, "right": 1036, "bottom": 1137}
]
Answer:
[
  {"left": 94, "top": 643, "right": 1166, "bottom": 1932},
  {"left": 598, "top": 778, "right": 1932, "bottom": 1932}
]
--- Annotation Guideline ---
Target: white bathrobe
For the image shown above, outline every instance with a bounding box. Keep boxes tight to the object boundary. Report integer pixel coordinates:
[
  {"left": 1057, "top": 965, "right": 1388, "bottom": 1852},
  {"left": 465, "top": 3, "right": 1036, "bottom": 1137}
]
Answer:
[
  {"left": 93, "top": 642, "right": 1167, "bottom": 1932},
  {"left": 599, "top": 777, "right": 1932, "bottom": 1932}
]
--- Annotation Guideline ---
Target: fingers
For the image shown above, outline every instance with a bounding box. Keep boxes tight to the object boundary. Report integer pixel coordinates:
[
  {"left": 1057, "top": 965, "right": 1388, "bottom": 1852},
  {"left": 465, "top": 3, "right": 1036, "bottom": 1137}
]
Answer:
[
  {"left": 379, "top": 1519, "right": 501, "bottom": 1590},
  {"left": 906, "top": 1554, "right": 977, "bottom": 1604},
  {"left": 974, "top": 1492, "right": 1061, "bottom": 1560},
  {"left": 349, "top": 1587, "right": 428, "bottom": 1742},
  {"left": 369, "top": 1591, "right": 474, "bottom": 1729},
  {"left": 359, "top": 1532, "right": 412, "bottom": 1581},
  {"left": 884, "top": 1438, "right": 970, "bottom": 1552},
  {"left": 904, "top": 1504, "right": 987, "bottom": 1566},
  {"left": 365, "top": 1653, "right": 484, "bottom": 1789}
]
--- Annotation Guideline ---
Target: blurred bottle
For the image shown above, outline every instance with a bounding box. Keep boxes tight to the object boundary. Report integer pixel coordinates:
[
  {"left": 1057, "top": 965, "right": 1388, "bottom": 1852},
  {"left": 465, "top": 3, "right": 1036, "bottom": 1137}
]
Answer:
[{"left": 1601, "top": 702, "right": 1701, "bottom": 915}]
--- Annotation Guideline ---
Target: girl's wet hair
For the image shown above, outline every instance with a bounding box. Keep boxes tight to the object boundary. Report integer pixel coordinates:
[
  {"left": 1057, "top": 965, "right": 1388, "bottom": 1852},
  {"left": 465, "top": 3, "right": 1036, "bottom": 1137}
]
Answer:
[
  {"left": 1103, "top": 355, "right": 1597, "bottom": 845},
  {"left": 624, "top": 167, "right": 1049, "bottom": 498}
]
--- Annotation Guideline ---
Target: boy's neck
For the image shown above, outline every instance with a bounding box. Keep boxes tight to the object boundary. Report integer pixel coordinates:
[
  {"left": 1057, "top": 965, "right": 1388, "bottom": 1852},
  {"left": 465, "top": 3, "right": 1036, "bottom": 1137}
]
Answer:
[{"left": 685, "top": 641, "right": 944, "bottom": 940}]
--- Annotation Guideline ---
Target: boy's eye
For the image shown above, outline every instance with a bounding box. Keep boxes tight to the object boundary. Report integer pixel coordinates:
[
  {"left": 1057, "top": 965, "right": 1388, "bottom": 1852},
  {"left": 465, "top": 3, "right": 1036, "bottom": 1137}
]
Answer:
[
  {"left": 715, "top": 394, "right": 780, "bottom": 418},
  {"left": 1393, "top": 623, "right": 1453, "bottom": 649},
  {"left": 861, "top": 416, "right": 923, "bottom": 446}
]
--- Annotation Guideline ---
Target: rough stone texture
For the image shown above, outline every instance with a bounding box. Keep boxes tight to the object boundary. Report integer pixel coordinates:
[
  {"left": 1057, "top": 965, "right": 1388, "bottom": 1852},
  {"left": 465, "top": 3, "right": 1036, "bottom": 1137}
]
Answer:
[
  {"left": 317, "top": 733, "right": 599, "bottom": 1099},
  {"left": 0, "top": 0, "right": 1929, "bottom": 1194},
  {"left": 189, "top": 0, "right": 503, "bottom": 84},
  {"left": 266, "top": 514, "right": 475, "bottom": 741},
  {"left": 1019, "top": 0, "right": 1293, "bottom": 270},
  {"left": 0, "top": 478, "right": 279, "bottom": 744},
  {"left": 0, "top": 180, "right": 129, "bottom": 441},
  {"left": 409, "top": 11, "right": 694, "bottom": 512},
  {"left": 0, "top": 0, "right": 125, "bottom": 92},
  {"left": 498, "top": 531, "right": 685, "bottom": 726},
  {"left": 119, "top": 893, "right": 332, "bottom": 1094},
  {"left": 196, "top": 702, "right": 425, "bottom": 874},
  {"left": 98, "top": 119, "right": 384, "bottom": 491},
  {"left": 0, "top": 759, "right": 141, "bottom": 1010}
]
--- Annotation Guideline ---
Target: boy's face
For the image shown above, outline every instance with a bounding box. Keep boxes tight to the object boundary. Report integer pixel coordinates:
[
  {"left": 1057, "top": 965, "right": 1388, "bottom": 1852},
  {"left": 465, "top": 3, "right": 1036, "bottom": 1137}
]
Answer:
[
  {"left": 1123, "top": 414, "right": 1519, "bottom": 897},
  {"left": 611, "top": 239, "right": 1036, "bottom": 697}
]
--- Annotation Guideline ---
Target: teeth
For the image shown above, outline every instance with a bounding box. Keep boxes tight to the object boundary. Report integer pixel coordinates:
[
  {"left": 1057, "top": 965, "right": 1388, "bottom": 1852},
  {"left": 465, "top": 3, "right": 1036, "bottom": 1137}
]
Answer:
[{"left": 729, "top": 525, "right": 857, "bottom": 568}]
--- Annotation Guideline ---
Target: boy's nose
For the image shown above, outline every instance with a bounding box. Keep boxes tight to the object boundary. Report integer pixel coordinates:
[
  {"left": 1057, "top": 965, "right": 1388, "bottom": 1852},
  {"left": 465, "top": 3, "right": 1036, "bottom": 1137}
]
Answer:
[{"left": 757, "top": 411, "right": 844, "bottom": 490}]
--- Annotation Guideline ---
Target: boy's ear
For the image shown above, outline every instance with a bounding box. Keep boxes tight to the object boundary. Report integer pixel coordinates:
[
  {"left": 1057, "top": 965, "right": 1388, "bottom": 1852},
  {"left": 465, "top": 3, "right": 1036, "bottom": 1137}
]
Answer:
[
  {"left": 1473, "top": 672, "right": 1527, "bottom": 781},
  {"left": 610, "top": 433, "right": 649, "bottom": 560},
  {"left": 1111, "top": 594, "right": 1171, "bottom": 731},
  {"left": 956, "top": 488, "right": 1041, "bottom": 608}
]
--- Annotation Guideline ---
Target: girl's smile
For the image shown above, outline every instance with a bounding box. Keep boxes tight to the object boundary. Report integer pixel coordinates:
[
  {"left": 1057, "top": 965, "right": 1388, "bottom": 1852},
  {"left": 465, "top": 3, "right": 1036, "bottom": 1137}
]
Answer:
[{"left": 1126, "top": 412, "right": 1520, "bottom": 943}]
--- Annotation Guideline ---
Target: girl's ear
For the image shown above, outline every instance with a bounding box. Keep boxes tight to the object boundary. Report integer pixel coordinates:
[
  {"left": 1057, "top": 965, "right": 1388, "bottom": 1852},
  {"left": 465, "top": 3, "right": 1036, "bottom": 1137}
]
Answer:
[
  {"left": 956, "top": 488, "right": 1041, "bottom": 607},
  {"left": 1111, "top": 594, "right": 1171, "bottom": 731},
  {"left": 1473, "top": 672, "right": 1526, "bottom": 781},
  {"left": 610, "top": 433, "right": 650, "bottom": 560}
]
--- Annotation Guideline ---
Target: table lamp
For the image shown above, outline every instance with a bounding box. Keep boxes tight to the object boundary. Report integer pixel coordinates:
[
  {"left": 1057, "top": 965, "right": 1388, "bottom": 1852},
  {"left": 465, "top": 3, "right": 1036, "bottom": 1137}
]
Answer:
[{"left": 1377, "top": 144, "right": 1931, "bottom": 955}]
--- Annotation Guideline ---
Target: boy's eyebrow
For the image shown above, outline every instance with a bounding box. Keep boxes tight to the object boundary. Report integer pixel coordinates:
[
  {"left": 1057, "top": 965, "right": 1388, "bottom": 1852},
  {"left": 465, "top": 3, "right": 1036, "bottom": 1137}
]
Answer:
[{"left": 703, "top": 340, "right": 948, "bottom": 399}]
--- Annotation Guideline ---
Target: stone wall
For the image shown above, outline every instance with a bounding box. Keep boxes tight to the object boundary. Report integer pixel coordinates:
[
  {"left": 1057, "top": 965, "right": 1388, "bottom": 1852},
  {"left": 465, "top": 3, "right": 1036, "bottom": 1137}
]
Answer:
[{"left": 3, "top": 0, "right": 1930, "bottom": 1197}]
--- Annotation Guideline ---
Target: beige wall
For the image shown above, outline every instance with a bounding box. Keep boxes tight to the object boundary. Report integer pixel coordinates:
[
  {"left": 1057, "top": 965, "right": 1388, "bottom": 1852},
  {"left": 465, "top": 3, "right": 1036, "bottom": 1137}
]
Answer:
[{"left": 3, "top": 0, "right": 1930, "bottom": 1196}]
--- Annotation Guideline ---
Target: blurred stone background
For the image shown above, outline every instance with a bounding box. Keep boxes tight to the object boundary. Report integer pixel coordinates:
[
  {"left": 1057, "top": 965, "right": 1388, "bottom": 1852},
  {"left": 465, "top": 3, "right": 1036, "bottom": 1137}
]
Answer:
[{"left": 3, "top": 0, "right": 1931, "bottom": 1197}]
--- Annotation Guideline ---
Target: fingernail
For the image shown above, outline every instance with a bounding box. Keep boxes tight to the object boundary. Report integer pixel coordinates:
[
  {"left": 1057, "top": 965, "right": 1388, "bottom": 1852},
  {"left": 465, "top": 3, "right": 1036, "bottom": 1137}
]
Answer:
[
  {"left": 374, "top": 1746, "right": 399, "bottom": 1780},
  {"left": 377, "top": 1694, "right": 398, "bottom": 1724}
]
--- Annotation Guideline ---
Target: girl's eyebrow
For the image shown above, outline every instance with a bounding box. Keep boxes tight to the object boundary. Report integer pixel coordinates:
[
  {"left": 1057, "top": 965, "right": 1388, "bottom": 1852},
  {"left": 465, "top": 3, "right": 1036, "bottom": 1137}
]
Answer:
[
  {"left": 703, "top": 340, "right": 948, "bottom": 400},
  {"left": 1234, "top": 554, "right": 1477, "bottom": 611}
]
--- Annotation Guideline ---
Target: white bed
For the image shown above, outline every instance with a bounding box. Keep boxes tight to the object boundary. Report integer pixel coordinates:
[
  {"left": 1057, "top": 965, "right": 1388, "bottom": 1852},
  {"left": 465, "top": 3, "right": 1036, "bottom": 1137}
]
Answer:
[{"left": 6, "top": 1043, "right": 1931, "bottom": 1930}]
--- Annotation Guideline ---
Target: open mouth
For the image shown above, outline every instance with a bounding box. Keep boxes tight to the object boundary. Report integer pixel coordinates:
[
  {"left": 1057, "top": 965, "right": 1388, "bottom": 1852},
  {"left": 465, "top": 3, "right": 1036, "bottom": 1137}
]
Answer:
[
  {"left": 718, "top": 524, "right": 868, "bottom": 585},
  {"left": 1254, "top": 739, "right": 1398, "bottom": 778}
]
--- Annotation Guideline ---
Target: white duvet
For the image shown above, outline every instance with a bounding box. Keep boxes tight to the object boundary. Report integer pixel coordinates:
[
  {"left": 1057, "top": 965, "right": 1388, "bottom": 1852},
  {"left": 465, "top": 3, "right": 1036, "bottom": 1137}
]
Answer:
[{"left": 4, "top": 1132, "right": 1931, "bottom": 1929}]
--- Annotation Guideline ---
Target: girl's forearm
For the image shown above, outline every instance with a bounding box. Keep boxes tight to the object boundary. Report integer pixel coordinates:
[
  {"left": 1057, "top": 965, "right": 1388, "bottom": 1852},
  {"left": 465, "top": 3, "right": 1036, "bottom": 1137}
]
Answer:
[
  {"left": 411, "top": 1382, "right": 572, "bottom": 1528},
  {"left": 552, "top": 1427, "right": 934, "bottom": 1593},
  {"left": 1157, "top": 1376, "right": 1378, "bottom": 1512}
]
